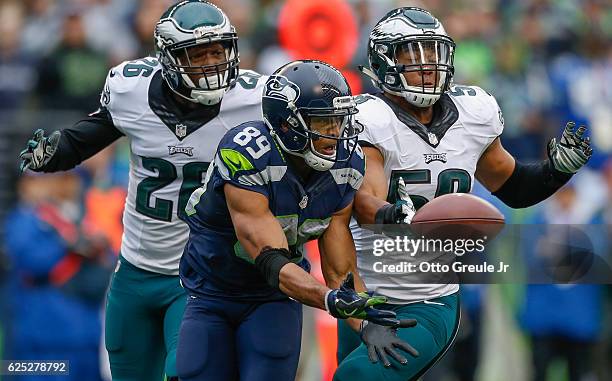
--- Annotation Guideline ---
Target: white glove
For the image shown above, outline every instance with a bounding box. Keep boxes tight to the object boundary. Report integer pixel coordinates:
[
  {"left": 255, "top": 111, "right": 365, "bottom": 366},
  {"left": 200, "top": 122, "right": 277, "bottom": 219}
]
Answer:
[
  {"left": 396, "top": 177, "right": 416, "bottom": 224},
  {"left": 547, "top": 121, "right": 592, "bottom": 174}
]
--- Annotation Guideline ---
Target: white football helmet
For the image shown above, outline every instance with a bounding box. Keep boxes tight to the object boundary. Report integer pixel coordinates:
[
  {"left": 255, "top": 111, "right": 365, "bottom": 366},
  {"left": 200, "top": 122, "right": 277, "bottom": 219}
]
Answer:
[
  {"left": 362, "top": 7, "right": 455, "bottom": 108},
  {"left": 154, "top": 1, "right": 239, "bottom": 106}
]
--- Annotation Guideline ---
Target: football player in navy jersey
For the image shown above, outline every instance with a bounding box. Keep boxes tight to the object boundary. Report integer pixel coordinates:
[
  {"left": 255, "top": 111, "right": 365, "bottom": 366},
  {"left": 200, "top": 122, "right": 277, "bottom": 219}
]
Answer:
[{"left": 177, "top": 60, "right": 415, "bottom": 381}]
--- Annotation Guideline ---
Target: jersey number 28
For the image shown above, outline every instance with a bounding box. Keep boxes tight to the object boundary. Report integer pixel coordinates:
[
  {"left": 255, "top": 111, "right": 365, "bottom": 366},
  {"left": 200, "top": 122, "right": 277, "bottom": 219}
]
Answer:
[{"left": 136, "top": 158, "right": 209, "bottom": 221}]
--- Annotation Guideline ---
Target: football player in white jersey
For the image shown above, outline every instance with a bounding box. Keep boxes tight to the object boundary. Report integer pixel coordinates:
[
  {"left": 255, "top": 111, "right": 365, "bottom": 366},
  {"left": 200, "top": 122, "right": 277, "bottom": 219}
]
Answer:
[
  {"left": 334, "top": 7, "right": 593, "bottom": 381},
  {"left": 18, "top": 2, "right": 269, "bottom": 380}
]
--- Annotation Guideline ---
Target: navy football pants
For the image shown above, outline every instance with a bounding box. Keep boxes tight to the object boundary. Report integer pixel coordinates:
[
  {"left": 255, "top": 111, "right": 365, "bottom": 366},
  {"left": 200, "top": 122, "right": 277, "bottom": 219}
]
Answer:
[{"left": 176, "top": 295, "right": 303, "bottom": 381}]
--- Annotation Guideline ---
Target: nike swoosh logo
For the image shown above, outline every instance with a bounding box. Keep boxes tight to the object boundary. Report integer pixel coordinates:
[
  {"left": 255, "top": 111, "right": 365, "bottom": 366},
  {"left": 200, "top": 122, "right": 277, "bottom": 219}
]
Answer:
[{"left": 423, "top": 300, "right": 445, "bottom": 306}]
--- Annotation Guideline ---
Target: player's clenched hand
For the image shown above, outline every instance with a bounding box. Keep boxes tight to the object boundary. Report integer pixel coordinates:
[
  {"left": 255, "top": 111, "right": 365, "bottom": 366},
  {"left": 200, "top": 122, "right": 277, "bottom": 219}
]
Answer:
[
  {"left": 548, "top": 121, "right": 592, "bottom": 174},
  {"left": 375, "top": 177, "right": 416, "bottom": 226},
  {"left": 360, "top": 320, "right": 419, "bottom": 367},
  {"left": 325, "top": 273, "right": 400, "bottom": 326},
  {"left": 19, "top": 129, "right": 61, "bottom": 172}
]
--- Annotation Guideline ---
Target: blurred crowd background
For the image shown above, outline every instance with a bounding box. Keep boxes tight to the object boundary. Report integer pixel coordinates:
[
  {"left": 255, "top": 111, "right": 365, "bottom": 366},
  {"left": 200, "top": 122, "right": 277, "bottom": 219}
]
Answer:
[{"left": 0, "top": 0, "right": 611, "bottom": 380}]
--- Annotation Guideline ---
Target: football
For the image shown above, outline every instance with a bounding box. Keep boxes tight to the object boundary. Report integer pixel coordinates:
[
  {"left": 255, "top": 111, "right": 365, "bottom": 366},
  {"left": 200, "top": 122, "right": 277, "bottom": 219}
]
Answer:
[{"left": 410, "top": 193, "right": 505, "bottom": 242}]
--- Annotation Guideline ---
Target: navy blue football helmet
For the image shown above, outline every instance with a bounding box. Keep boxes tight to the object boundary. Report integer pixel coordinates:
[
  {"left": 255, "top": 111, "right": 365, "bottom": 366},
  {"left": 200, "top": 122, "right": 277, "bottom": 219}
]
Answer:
[{"left": 262, "top": 60, "right": 362, "bottom": 171}]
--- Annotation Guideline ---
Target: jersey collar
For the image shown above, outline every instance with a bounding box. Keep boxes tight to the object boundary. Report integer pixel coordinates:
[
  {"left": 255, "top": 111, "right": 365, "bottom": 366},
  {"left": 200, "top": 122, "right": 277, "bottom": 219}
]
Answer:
[
  {"left": 376, "top": 93, "right": 459, "bottom": 148},
  {"left": 148, "top": 71, "right": 222, "bottom": 141}
]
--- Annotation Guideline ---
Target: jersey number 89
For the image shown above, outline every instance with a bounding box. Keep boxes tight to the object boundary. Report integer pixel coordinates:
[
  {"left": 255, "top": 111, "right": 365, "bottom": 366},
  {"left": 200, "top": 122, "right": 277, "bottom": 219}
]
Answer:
[{"left": 232, "top": 126, "right": 271, "bottom": 159}]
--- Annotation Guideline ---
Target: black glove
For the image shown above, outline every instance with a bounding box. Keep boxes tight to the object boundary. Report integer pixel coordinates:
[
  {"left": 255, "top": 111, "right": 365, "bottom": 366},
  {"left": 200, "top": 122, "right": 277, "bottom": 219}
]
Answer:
[
  {"left": 375, "top": 177, "right": 416, "bottom": 225},
  {"left": 19, "top": 129, "right": 61, "bottom": 172},
  {"left": 360, "top": 319, "right": 419, "bottom": 367}
]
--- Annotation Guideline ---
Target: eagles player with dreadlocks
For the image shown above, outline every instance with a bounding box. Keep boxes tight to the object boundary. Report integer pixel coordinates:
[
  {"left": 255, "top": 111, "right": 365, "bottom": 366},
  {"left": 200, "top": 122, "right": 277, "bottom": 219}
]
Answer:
[
  {"left": 18, "top": 2, "right": 269, "bottom": 380},
  {"left": 334, "top": 7, "right": 593, "bottom": 381}
]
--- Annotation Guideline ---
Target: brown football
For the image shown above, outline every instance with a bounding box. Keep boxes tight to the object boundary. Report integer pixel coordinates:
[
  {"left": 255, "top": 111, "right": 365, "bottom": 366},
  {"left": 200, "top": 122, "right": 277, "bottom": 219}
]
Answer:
[{"left": 410, "top": 193, "right": 505, "bottom": 241}]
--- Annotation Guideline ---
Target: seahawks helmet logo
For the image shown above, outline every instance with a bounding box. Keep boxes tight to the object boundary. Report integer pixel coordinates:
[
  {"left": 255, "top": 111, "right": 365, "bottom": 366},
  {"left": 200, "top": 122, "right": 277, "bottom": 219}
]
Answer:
[{"left": 263, "top": 75, "right": 300, "bottom": 103}]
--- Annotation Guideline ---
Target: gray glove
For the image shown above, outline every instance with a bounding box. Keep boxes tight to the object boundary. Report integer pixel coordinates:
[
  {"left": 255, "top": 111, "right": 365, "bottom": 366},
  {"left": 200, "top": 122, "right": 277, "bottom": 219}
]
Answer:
[
  {"left": 360, "top": 319, "right": 419, "bottom": 367},
  {"left": 19, "top": 129, "right": 61, "bottom": 172},
  {"left": 547, "top": 121, "right": 592, "bottom": 174}
]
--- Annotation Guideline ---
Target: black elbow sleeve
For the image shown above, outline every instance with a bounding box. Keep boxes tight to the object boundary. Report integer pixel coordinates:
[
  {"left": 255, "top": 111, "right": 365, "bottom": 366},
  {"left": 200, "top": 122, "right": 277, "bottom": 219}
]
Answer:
[
  {"left": 492, "top": 159, "right": 572, "bottom": 209},
  {"left": 254, "top": 247, "right": 292, "bottom": 289},
  {"left": 41, "top": 107, "right": 123, "bottom": 172}
]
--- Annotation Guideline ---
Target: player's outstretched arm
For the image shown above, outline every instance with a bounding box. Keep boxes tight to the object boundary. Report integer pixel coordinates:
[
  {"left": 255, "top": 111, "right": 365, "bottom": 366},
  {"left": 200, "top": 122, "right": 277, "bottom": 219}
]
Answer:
[
  {"left": 224, "top": 183, "right": 400, "bottom": 326},
  {"left": 318, "top": 202, "right": 361, "bottom": 289},
  {"left": 353, "top": 147, "right": 415, "bottom": 227},
  {"left": 353, "top": 147, "right": 388, "bottom": 224},
  {"left": 318, "top": 201, "right": 364, "bottom": 332},
  {"left": 476, "top": 122, "right": 592, "bottom": 208},
  {"left": 19, "top": 107, "right": 123, "bottom": 173}
]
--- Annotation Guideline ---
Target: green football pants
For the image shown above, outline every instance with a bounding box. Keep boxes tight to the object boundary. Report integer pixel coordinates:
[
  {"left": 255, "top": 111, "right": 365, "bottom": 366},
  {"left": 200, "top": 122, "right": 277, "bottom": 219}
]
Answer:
[
  {"left": 335, "top": 293, "right": 459, "bottom": 381},
  {"left": 105, "top": 255, "right": 186, "bottom": 381}
]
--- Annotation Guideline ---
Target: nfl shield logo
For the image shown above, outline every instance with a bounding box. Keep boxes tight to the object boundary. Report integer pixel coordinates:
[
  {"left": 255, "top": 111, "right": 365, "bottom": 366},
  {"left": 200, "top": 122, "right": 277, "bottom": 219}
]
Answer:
[
  {"left": 175, "top": 124, "right": 187, "bottom": 138},
  {"left": 428, "top": 132, "right": 438, "bottom": 145},
  {"left": 299, "top": 195, "right": 308, "bottom": 209}
]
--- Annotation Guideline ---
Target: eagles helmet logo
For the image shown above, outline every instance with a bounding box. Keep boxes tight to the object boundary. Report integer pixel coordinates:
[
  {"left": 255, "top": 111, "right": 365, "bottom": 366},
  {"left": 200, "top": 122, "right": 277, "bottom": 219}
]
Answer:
[{"left": 263, "top": 75, "right": 301, "bottom": 103}]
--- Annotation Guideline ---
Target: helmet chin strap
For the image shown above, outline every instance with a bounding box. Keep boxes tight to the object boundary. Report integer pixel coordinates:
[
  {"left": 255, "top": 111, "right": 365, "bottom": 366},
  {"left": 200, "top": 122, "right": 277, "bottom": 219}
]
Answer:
[
  {"left": 270, "top": 130, "right": 336, "bottom": 172},
  {"left": 396, "top": 72, "right": 440, "bottom": 107},
  {"left": 389, "top": 87, "right": 440, "bottom": 108},
  {"left": 190, "top": 88, "right": 225, "bottom": 105},
  {"left": 303, "top": 147, "right": 335, "bottom": 171},
  {"left": 182, "top": 72, "right": 228, "bottom": 105},
  {"left": 282, "top": 146, "right": 336, "bottom": 172}
]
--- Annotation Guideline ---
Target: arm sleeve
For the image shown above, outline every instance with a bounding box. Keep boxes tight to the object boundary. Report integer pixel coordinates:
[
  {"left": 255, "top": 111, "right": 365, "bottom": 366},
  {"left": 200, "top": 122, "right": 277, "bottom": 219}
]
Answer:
[
  {"left": 40, "top": 107, "right": 124, "bottom": 172},
  {"left": 492, "top": 159, "right": 572, "bottom": 209}
]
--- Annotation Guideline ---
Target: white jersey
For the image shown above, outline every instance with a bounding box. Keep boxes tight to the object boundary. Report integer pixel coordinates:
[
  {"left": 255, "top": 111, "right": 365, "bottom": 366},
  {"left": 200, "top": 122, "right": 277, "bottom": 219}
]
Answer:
[
  {"left": 103, "top": 57, "right": 267, "bottom": 275},
  {"left": 351, "top": 86, "right": 504, "bottom": 303}
]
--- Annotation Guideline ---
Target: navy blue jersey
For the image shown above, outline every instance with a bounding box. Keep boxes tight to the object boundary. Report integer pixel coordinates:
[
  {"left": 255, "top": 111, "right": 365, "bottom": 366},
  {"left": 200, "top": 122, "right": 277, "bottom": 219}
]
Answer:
[{"left": 180, "top": 121, "right": 365, "bottom": 301}]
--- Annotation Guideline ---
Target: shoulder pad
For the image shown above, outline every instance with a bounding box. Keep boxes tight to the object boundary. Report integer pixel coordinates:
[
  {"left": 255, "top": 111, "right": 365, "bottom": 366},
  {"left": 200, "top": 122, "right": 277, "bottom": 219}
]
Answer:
[
  {"left": 329, "top": 143, "right": 366, "bottom": 191},
  {"left": 215, "top": 121, "right": 277, "bottom": 177},
  {"left": 234, "top": 70, "right": 268, "bottom": 92},
  {"left": 100, "top": 58, "right": 161, "bottom": 124},
  {"left": 106, "top": 58, "right": 161, "bottom": 94},
  {"left": 354, "top": 95, "right": 395, "bottom": 144},
  {"left": 449, "top": 85, "right": 504, "bottom": 138},
  {"left": 221, "top": 70, "right": 267, "bottom": 112},
  {"left": 448, "top": 85, "right": 496, "bottom": 120}
]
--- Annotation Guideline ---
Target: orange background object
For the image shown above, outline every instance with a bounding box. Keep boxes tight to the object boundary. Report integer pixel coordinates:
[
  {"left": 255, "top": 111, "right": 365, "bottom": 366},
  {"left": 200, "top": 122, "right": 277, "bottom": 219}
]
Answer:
[{"left": 278, "top": 0, "right": 358, "bottom": 69}]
